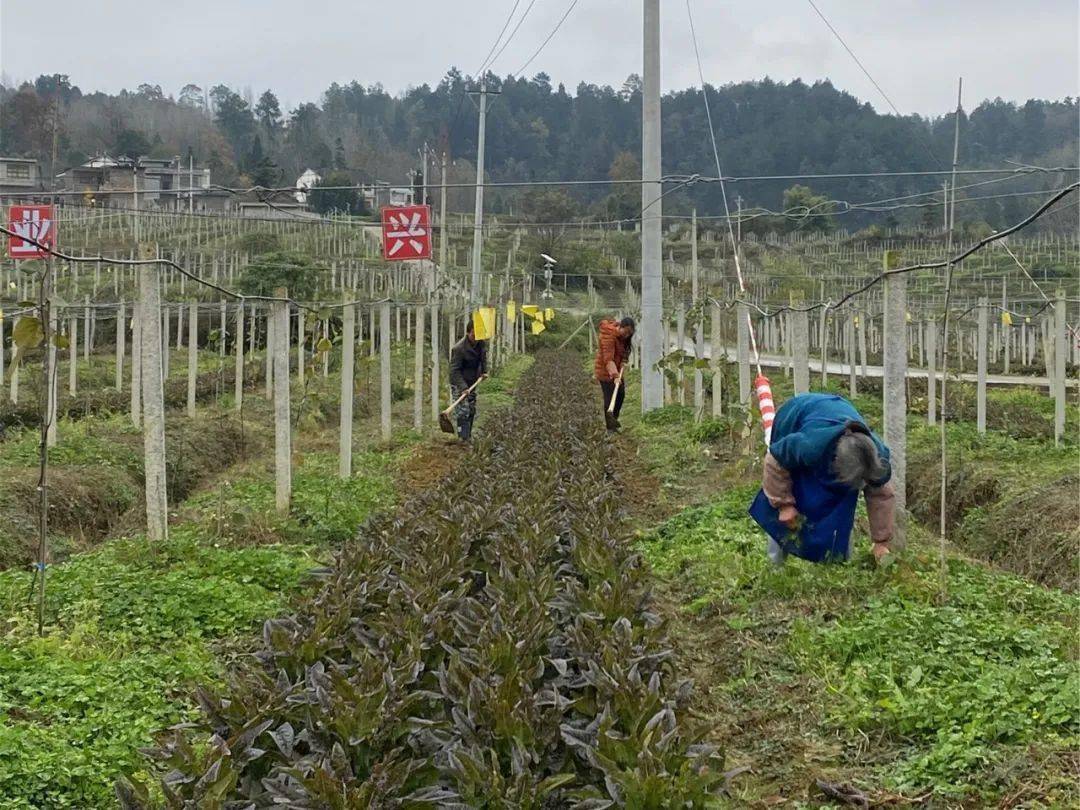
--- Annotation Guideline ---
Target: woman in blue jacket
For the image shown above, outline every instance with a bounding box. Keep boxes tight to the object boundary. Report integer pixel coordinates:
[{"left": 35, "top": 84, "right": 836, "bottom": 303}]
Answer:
[{"left": 750, "top": 393, "right": 896, "bottom": 565}]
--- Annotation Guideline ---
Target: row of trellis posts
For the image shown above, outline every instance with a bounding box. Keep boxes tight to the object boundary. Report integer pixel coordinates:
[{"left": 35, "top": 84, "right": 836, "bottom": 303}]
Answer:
[{"left": 0, "top": 228, "right": 1074, "bottom": 549}]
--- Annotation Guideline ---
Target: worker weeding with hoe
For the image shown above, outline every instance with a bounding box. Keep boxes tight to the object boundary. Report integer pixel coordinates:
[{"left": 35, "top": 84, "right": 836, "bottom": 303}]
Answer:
[
  {"left": 447, "top": 318, "right": 487, "bottom": 442},
  {"left": 593, "top": 316, "right": 635, "bottom": 432},
  {"left": 749, "top": 389, "right": 896, "bottom": 566}
]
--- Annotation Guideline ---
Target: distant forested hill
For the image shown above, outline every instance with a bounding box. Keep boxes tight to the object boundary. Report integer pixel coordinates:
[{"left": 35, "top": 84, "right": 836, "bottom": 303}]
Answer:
[{"left": 2, "top": 71, "right": 1076, "bottom": 230}]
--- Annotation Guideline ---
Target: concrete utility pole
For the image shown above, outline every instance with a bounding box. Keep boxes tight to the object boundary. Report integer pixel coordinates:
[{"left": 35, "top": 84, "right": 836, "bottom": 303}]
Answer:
[
  {"left": 439, "top": 153, "right": 449, "bottom": 294},
  {"left": 469, "top": 83, "right": 496, "bottom": 306},
  {"left": 640, "top": 0, "right": 664, "bottom": 410}
]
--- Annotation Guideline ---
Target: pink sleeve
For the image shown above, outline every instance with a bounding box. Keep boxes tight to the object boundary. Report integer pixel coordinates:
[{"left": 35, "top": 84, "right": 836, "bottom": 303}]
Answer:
[
  {"left": 864, "top": 482, "right": 895, "bottom": 543},
  {"left": 763, "top": 452, "right": 796, "bottom": 510}
]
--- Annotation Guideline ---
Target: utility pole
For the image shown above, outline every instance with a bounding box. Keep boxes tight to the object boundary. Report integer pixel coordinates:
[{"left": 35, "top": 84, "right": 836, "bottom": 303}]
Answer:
[
  {"left": 439, "top": 153, "right": 449, "bottom": 296},
  {"left": 468, "top": 82, "right": 495, "bottom": 307},
  {"left": 420, "top": 142, "right": 429, "bottom": 207},
  {"left": 640, "top": 0, "right": 664, "bottom": 410}
]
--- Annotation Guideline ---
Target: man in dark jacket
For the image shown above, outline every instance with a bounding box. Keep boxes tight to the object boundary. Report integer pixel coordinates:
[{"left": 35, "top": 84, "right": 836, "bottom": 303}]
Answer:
[{"left": 449, "top": 319, "right": 487, "bottom": 441}]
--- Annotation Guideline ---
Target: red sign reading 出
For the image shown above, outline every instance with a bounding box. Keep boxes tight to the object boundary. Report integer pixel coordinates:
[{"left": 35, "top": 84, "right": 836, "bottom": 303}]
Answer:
[
  {"left": 7, "top": 205, "right": 56, "bottom": 259},
  {"left": 381, "top": 204, "right": 432, "bottom": 261}
]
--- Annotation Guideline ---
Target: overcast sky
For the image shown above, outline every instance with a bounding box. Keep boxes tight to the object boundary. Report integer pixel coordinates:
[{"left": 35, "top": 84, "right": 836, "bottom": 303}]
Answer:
[{"left": 1, "top": 0, "right": 1076, "bottom": 116}]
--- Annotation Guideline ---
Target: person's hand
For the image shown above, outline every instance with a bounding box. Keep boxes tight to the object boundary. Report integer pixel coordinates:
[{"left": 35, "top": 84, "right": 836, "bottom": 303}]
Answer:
[
  {"left": 872, "top": 541, "right": 891, "bottom": 563},
  {"left": 778, "top": 505, "right": 800, "bottom": 529}
]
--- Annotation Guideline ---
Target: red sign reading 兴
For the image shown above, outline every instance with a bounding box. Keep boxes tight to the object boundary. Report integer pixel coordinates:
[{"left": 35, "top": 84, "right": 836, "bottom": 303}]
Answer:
[
  {"left": 7, "top": 205, "right": 56, "bottom": 259},
  {"left": 381, "top": 204, "right": 432, "bottom": 261}
]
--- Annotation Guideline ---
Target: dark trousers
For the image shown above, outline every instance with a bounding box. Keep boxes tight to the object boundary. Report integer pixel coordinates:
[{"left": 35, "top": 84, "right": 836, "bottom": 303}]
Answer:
[
  {"left": 451, "top": 383, "right": 477, "bottom": 440},
  {"left": 600, "top": 380, "right": 625, "bottom": 430}
]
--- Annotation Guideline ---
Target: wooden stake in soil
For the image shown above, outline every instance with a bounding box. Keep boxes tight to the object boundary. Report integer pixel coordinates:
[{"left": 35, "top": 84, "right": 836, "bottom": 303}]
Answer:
[{"left": 430, "top": 303, "right": 441, "bottom": 422}]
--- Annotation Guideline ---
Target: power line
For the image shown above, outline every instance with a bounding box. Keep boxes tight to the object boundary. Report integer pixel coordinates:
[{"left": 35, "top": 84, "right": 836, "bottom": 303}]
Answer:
[
  {"left": 804, "top": 0, "right": 945, "bottom": 170},
  {"left": 28, "top": 164, "right": 1074, "bottom": 198},
  {"left": 476, "top": 0, "right": 524, "bottom": 77},
  {"left": 513, "top": 0, "right": 581, "bottom": 78},
  {"left": 487, "top": 0, "right": 541, "bottom": 73}
]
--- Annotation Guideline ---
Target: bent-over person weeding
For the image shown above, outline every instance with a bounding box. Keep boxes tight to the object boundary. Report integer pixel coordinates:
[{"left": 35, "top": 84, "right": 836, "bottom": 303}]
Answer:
[
  {"left": 593, "top": 316, "right": 634, "bottom": 432},
  {"left": 449, "top": 319, "right": 487, "bottom": 441},
  {"left": 749, "top": 392, "right": 896, "bottom": 565}
]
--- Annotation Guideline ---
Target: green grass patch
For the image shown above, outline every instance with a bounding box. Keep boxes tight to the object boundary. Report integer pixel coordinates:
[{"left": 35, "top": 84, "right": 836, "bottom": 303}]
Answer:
[{"left": 638, "top": 489, "right": 1079, "bottom": 802}]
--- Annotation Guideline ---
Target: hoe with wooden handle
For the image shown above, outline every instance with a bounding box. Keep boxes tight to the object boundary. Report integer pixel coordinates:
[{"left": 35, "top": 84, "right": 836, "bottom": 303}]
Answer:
[
  {"left": 439, "top": 377, "right": 484, "bottom": 434},
  {"left": 607, "top": 375, "right": 621, "bottom": 414}
]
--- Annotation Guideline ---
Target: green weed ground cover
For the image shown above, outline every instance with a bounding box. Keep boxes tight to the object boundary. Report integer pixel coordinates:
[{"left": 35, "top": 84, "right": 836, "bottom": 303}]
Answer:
[
  {"left": 631, "top": 405, "right": 1079, "bottom": 805},
  {"left": 0, "top": 448, "right": 399, "bottom": 808}
]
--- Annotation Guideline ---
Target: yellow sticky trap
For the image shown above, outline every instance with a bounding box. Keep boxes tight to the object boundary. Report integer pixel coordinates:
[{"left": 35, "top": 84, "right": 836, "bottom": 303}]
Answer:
[
  {"left": 1001, "top": 312, "right": 1013, "bottom": 327},
  {"left": 521, "top": 304, "right": 539, "bottom": 319},
  {"left": 905, "top": 311, "right": 912, "bottom": 322},
  {"left": 506, "top": 300, "right": 516, "bottom": 323},
  {"left": 472, "top": 307, "right": 496, "bottom": 341},
  {"left": 1025, "top": 316, "right": 1031, "bottom": 324},
  {"left": 544, "top": 307, "right": 555, "bottom": 321},
  {"left": 853, "top": 316, "right": 859, "bottom": 327},
  {"left": 531, "top": 319, "right": 546, "bottom": 335}
]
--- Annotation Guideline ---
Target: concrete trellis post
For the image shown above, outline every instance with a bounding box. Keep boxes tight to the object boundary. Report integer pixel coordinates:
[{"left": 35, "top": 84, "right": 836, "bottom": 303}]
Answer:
[
  {"left": 272, "top": 289, "right": 291, "bottom": 515},
  {"left": 791, "top": 308, "right": 810, "bottom": 395},
  {"left": 857, "top": 311, "right": 868, "bottom": 379},
  {"left": 219, "top": 301, "right": 227, "bottom": 358},
  {"left": 115, "top": 301, "right": 125, "bottom": 391},
  {"left": 819, "top": 310, "right": 829, "bottom": 388},
  {"left": 234, "top": 302, "right": 245, "bottom": 412},
  {"left": 68, "top": 314, "right": 78, "bottom": 396},
  {"left": 187, "top": 301, "right": 198, "bottom": 417},
  {"left": 264, "top": 310, "right": 274, "bottom": 398},
  {"left": 926, "top": 320, "right": 937, "bottom": 426},
  {"left": 882, "top": 263, "right": 907, "bottom": 549},
  {"left": 413, "top": 304, "right": 425, "bottom": 430},
  {"left": 130, "top": 297, "right": 141, "bottom": 427},
  {"left": 976, "top": 298, "right": 988, "bottom": 434},
  {"left": 710, "top": 302, "right": 722, "bottom": 417},
  {"left": 846, "top": 313, "right": 857, "bottom": 398},
  {"left": 380, "top": 302, "right": 392, "bottom": 442},
  {"left": 339, "top": 302, "right": 355, "bottom": 478},
  {"left": 1054, "top": 289, "right": 1066, "bottom": 446},
  {"left": 138, "top": 255, "right": 168, "bottom": 541}
]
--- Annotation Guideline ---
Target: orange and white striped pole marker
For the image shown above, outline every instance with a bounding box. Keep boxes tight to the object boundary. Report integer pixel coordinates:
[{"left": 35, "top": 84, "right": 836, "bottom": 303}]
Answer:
[{"left": 754, "top": 373, "right": 775, "bottom": 447}]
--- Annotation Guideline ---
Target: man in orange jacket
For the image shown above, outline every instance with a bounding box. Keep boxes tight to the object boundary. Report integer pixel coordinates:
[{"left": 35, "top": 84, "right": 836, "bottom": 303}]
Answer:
[{"left": 593, "top": 316, "right": 635, "bottom": 431}]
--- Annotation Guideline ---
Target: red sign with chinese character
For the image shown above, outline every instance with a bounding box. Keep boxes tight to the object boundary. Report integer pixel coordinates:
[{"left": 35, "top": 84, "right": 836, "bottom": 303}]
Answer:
[
  {"left": 381, "top": 204, "right": 432, "bottom": 261},
  {"left": 7, "top": 205, "right": 56, "bottom": 259}
]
